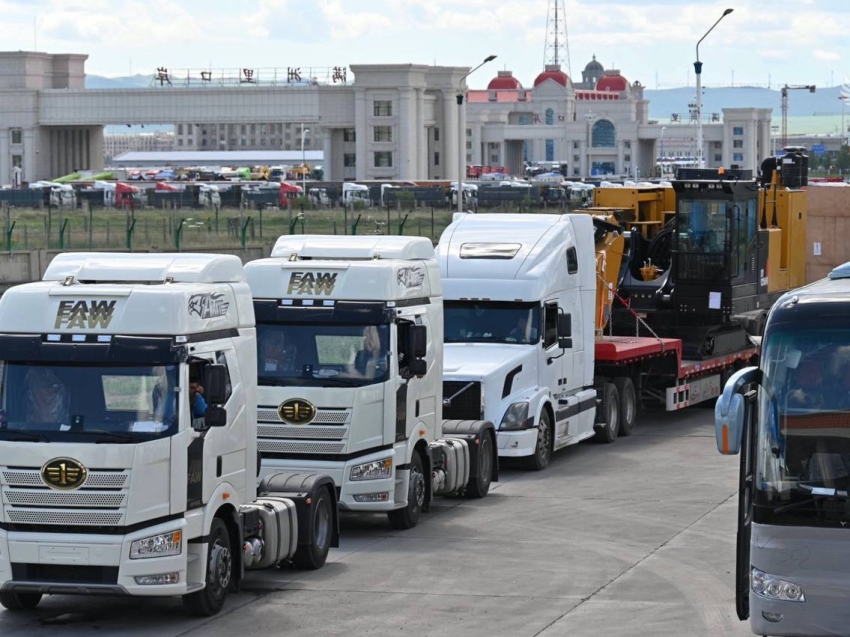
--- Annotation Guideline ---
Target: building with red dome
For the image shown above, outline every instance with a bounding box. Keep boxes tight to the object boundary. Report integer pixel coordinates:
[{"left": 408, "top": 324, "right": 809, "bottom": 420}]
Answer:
[{"left": 464, "top": 53, "right": 770, "bottom": 179}]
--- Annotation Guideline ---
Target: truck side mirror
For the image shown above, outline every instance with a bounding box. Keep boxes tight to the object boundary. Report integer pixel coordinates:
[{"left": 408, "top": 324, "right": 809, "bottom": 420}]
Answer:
[
  {"left": 714, "top": 366, "right": 760, "bottom": 455},
  {"left": 204, "top": 364, "right": 228, "bottom": 405},
  {"left": 410, "top": 359, "right": 427, "bottom": 378},
  {"left": 409, "top": 324, "right": 427, "bottom": 359},
  {"left": 204, "top": 405, "right": 228, "bottom": 428},
  {"left": 558, "top": 313, "right": 572, "bottom": 349}
]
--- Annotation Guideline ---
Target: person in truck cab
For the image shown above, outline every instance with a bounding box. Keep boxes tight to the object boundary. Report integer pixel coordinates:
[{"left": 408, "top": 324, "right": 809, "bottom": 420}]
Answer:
[
  {"left": 259, "top": 329, "right": 297, "bottom": 373},
  {"left": 350, "top": 326, "right": 387, "bottom": 379},
  {"left": 25, "top": 367, "right": 69, "bottom": 425},
  {"left": 189, "top": 372, "right": 207, "bottom": 419}
]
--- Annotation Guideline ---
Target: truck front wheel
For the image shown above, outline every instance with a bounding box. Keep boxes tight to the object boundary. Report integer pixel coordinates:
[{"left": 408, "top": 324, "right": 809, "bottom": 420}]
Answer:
[
  {"left": 0, "top": 592, "right": 42, "bottom": 611},
  {"left": 183, "top": 518, "right": 231, "bottom": 617},
  {"left": 293, "top": 486, "right": 333, "bottom": 569},
  {"left": 522, "top": 410, "right": 552, "bottom": 471},
  {"left": 387, "top": 452, "right": 425, "bottom": 530}
]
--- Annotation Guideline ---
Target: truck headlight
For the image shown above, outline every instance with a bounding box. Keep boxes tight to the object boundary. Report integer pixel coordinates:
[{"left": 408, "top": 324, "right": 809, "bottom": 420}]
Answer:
[
  {"left": 499, "top": 402, "right": 531, "bottom": 430},
  {"left": 130, "top": 530, "right": 182, "bottom": 560},
  {"left": 350, "top": 458, "right": 392, "bottom": 481},
  {"left": 752, "top": 567, "right": 805, "bottom": 602}
]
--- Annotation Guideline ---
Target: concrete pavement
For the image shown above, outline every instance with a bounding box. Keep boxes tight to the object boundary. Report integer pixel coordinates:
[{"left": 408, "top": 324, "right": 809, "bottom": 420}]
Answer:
[{"left": 0, "top": 407, "right": 752, "bottom": 637}]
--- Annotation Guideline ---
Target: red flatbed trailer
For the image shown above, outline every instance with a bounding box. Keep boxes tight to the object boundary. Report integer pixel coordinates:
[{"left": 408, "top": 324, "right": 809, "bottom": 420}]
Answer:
[{"left": 594, "top": 335, "right": 760, "bottom": 412}]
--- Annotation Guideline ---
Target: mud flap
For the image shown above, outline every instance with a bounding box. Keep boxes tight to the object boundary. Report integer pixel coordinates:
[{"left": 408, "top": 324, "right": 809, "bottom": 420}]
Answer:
[
  {"left": 259, "top": 472, "right": 340, "bottom": 549},
  {"left": 441, "top": 419, "right": 499, "bottom": 485}
]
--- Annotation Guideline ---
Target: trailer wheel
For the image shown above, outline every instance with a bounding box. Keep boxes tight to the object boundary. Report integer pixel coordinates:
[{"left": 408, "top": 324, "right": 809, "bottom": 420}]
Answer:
[
  {"left": 614, "top": 377, "right": 637, "bottom": 437},
  {"left": 293, "top": 486, "right": 333, "bottom": 570},
  {"left": 522, "top": 409, "right": 552, "bottom": 471},
  {"left": 183, "top": 518, "right": 231, "bottom": 617},
  {"left": 465, "top": 431, "right": 494, "bottom": 498},
  {"left": 0, "top": 592, "right": 42, "bottom": 611},
  {"left": 594, "top": 383, "right": 620, "bottom": 444},
  {"left": 388, "top": 451, "right": 425, "bottom": 530}
]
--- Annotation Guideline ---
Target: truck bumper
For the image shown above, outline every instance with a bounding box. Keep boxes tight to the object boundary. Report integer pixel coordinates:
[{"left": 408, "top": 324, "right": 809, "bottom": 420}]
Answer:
[
  {"left": 495, "top": 429, "right": 538, "bottom": 457},
  {"left": 0, "top": 518, "right": 193, "bottom": 598},
  {"left": 260, "top": 450, "right": 405, "bottom": 513}
]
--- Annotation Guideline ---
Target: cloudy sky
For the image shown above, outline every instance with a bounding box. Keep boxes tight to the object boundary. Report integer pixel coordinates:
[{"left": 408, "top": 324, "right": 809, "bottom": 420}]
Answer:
[{"left": 2, "top": 0, "right": 847, "bottom": 89}]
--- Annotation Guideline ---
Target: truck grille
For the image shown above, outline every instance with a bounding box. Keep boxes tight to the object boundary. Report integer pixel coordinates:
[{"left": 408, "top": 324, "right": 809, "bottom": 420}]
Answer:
[
  {"left": 257, "top": 440, "right": 346, "bottom": 454},
  {"left": 1, "top": 467, "right": 130, "bottom": 528},
  {"left": 257, "top": 407, "right": 350, "bottom": 425},
  {"left": 4, "top": 490, "right": 125, "bottom": 508},
  {"left": 257, "top": 425, "right": 346, "bottom": 440},
  {"left": 442, "top": 381, "right": 483, "bottom": 421},
  {"left": 7, "top": 509, "right": 125, "bottom": 526}
]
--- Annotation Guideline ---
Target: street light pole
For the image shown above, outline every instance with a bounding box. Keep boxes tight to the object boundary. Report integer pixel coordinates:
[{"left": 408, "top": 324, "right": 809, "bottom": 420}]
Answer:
[
  {"left": 694, "top": 8, "right": 733, "bottom": 169},
  {"left": 457, "top": 55, "right": 497, "bottom": 213},
  {"left": 301, "top": 127, "right": 310, "bottom": 195}
]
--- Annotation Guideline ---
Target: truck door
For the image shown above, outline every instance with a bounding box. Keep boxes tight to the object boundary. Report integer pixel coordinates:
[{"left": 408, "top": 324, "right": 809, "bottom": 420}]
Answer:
[
  {"left": 735, "top": 386, "right": 758, "bottom": 621},
  {"left": 542, "top": 301, "right": 574, "bottom": 441}
]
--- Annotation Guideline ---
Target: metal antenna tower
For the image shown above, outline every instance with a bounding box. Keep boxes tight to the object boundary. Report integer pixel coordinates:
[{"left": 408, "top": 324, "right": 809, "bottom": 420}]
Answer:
[{"left": 543, "top": 0, "right": 571, "bottom": 76}]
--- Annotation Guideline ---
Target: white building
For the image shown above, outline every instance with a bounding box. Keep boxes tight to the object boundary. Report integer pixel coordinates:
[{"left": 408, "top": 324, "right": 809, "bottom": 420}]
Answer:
[
  {"left": 465, "top": 57, "right": 772, "bottom": 178},
  {"left": 103, "top": 131, "right": 174, "bottom": 161},
  {"left": 0, "top": 51, "right": 772, "bottom": 184}
]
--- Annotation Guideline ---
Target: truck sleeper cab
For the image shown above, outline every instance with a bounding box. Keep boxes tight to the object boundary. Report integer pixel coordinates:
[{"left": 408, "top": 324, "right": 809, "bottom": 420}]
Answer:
[
  {"left": 437, "top": 213, "right": 610, "bottom": 471},
  {"left": 716, "top": 262, "right": 850, "bottom": 637},
  {"left": 245, "top": 235, "right": 499, "bottom": 530},
  {"left": 0, "top": 253, "right": 338, "bottom": 617}
]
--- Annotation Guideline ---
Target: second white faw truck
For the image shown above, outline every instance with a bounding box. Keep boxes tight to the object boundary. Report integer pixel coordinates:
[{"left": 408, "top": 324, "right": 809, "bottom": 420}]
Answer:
[
  {"left": 0, "top": 253, "right": 338, "bottom": 616},
  {"left": 244, "top": 235, "right": 499, "bottom": 529}
]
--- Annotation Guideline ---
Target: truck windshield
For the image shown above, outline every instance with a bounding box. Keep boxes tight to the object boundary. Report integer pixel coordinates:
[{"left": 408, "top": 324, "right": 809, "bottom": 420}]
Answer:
[
  {"left": 257, "top": 323, "right": 390, "bottom": 387},
  {"left": 0, "top": 362, "right": 179, "bottom": 443},
  {"left": 444, "top": 301, "right": 540, "bottom": 344},
  {"left": 755, "top": 326, "right": 850, "bottom": 526}
]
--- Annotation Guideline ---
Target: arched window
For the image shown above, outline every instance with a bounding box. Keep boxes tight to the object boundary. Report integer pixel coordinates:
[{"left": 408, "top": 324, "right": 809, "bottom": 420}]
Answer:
[
  {"left": 545, "top": 108, "right": 554, "bottom": 125},
  {"left": 545, "top": 139, "right": 554, "bottom": 162},
  {"left": 592, "top": 120, "right": 616, "bottom": 147}
]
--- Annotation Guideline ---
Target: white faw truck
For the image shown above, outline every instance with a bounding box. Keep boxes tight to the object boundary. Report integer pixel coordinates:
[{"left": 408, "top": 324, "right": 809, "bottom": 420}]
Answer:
[
  {"left": 0, "top": 253, "right": 338, "bottom": 616},
  {"left": 437, "top": 213, "right": 606, "bottom": 471},
  {"left": 244, "top": 235, "right": 499, "bottom": 530}
]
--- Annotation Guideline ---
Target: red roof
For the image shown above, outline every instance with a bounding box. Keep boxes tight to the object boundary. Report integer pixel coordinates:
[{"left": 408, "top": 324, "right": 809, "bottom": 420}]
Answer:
[
  {"left": 596, "top": 74, "right": 628, "bottom": 92},
  {"left": 488, "top": 71, "right": 522, "bottom": 90},
  {"left": 533, "top": 68, "right": 569, "bottom": 88}
]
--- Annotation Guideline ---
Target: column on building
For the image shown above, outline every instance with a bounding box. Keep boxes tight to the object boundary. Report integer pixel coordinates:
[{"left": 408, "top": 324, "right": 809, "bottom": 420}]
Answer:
[
  {"left": 323, "top": 132, "right": 334, "bottom": 182},
  {"left": 0, "top": 129, "right": 8, "bottom": 186},
  {"left": 398, "top": 88, "right": 415, "bottom": 180},
  {"left": 471, "top": 125, "right": 482, "bottom": 166},
  {"left": 416, "top": 89, "right": 427, "bottom": 180},
  {"left": 442, "top": 92, "right": 459, "bottom": 186},
  {"left": 354, "top": 89, "right": 368, "bottom": 181},
  {"left": 23, "top": 129, "right": 37, "bottom": 182}
]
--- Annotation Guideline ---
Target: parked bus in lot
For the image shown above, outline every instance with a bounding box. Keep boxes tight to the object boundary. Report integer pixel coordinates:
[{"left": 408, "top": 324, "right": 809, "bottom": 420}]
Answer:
[{"left": 715, "top": 262, "right": 850, "bottom": 636}]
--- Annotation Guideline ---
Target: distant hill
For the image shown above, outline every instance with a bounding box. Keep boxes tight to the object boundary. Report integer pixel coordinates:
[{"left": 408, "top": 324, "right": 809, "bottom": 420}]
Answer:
[
  {"left": 85, "top": 74, "right": 847, "bottom": 129},
  {"left": 643, "top": 86, "right": 845, "bottom": 120}
]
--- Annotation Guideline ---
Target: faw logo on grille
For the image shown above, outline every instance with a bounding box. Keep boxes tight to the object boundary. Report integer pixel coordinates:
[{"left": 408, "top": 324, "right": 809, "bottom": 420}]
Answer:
[
  {"left": 188, "top": 292, "right": 230, "bottom": 319},
  {"left": 41, "top": 457, "right": 88, "bottom": 490},
  {"left": 278, "top": 399, "right": 316, "bottom": 425},
  {"left": 286, "top": 271, "right": 337, "bottom": 296},
  {"left": 54, "top": 300, "right": 117, "bottom": 330}
]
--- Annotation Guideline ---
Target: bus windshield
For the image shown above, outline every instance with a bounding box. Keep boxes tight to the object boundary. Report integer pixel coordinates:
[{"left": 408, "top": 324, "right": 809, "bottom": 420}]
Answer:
[
  {"left": 755, "top": 326, "right": 850, "bottom": 525},
  {"left": 0, "top": 362, "right": 180, "bottom": 443},
  {"left": 444, "top": 301, "right": 540, "bottom": 345}
]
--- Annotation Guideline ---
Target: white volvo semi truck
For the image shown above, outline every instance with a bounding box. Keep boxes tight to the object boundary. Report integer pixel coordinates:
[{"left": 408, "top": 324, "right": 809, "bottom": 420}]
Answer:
[
  {"left": 244, "top": 235, "right": 499, "bottom": 530},
  {"left": 0, "top": 253, "right": 338, "bottom": 616},
  {"left": 437, "top": 213, "right": 604, "bottom": 471}
]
